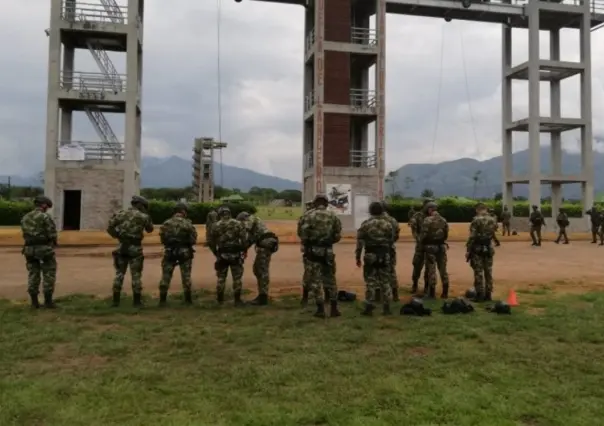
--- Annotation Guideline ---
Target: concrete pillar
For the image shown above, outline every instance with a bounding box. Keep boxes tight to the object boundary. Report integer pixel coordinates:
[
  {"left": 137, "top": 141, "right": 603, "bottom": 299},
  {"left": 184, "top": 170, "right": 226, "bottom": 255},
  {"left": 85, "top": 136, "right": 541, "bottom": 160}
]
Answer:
[
  {"left": 376, "top": 0, "right": 386, "bottom": 199},
  {"left": 501, "top": 24, "right": 513, "bottom": 212},
  {"left": 313, "top": 0, "right": 325, "bottom": 195},
  {"left": 580, "top": 5, "right": 594, "bottom": 213},
  {"left": 550, "top": 29, "right": 562, "bottom": 218},
  {"left": 527, "top": 2, "right": 541, "bottom": 208}
]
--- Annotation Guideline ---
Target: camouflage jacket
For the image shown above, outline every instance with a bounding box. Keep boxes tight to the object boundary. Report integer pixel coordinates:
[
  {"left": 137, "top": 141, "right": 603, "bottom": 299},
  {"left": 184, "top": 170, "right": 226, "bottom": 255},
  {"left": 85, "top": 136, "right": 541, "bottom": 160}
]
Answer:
[
  {"left": 243, "top": 215, "right": 277, "bottom": 250},
  {"left": 501, "top": 210, "right": 511, "bottom": 223},
  {"left": 208, "top": 217, "right": 247, "bottom": 253},
  {"left": 297, "top": 208, "right": 315, "bottom": 238},
  {"left": 160, "top": 215, "right": 197, "bottom": 247},
  {"left": 383, "top": 212, "right": 400, "bottom": 243},
  {"left": 529, "top": 211, "right": 545, "bottom": 227},
  {"left": 489, "top": 212, "right": 499, "bottom": 230},
  {"left": 298, "top": 206, "right": 342, "bottom": 246},
  {"left": 556, "top": 212, "right": 569, "bottom": 227},
  {"left": 466, "top": 214, "right": 496, "bottom": 249},
  {"left": 409, "top": 211, "right": 427, "bottom": 242},
  {"left": 205, "top": 210, "right": 218, "bottom": 242},
  {"left": 355, "top": 215, "right": 394, "bottom": 261},
  {"left": 419, "top": 212, "right": 449, "bottom": 246},
  {"left": 20, "top": 208, "right": 58, "bottom": 246},
  {"left": 586, "top": 208, "right": 601, "bottom": 225},
  {"left": 106, "top": 207, "right": 153, "bottom": 243}
]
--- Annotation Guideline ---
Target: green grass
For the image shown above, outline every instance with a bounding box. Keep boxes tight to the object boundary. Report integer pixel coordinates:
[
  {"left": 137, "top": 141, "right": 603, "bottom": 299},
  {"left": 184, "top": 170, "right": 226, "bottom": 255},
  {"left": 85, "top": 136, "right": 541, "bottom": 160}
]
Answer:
[
  {"left": 2, "top": 291, "right": 604, "bottom": 425},
  {"left": 255, "top": 205, "right": 301, "bottom": 220}
]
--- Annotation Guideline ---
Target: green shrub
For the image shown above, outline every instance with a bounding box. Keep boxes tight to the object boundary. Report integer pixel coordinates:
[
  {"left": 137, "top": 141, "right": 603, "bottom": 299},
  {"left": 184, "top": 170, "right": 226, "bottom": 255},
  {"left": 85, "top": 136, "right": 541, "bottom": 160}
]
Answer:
[{"left": 0, "top": 200, "right": 257, "bottom": 226}]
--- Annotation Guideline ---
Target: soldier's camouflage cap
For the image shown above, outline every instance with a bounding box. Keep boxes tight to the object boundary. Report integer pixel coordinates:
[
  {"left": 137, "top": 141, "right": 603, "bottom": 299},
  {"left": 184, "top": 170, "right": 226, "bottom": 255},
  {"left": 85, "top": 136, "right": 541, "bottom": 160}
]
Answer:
[
  {"left": 425, "top": 201, "right": 438, "bottom": 210},
  {"left": 313, "top": 193, "right": 328, "bottom": 203},
  {"left": 217, "top": 206, "right": 231, "bottom": 215},
  {"left": 174, "top": 202, "right": 188, "bottom": 212},
  {"left": 236, "top": 211, "right": 250, "bottom": 221},
  {"left": 131, "top": 195, "right": 149, "bottom": 207},
  {"left": 475, "top": 202, "right": 487, "bottom": 209},
  {"left": 422, "top": 198, "right": 435, "bottom": 205},
  {"left": 34, "top": 195, "right": 53, "bottom": 208}
]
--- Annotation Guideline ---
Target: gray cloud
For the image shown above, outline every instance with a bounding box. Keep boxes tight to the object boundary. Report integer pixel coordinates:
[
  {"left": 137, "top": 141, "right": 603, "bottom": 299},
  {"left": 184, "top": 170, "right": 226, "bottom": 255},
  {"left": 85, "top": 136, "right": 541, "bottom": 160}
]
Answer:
[{"left": 1, "top": 0, "right": 603, "bottom": 182}]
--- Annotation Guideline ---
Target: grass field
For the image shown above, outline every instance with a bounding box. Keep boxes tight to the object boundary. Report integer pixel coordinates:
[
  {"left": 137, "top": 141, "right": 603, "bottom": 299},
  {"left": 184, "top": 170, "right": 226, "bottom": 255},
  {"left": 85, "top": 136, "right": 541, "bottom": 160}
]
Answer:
[
  {"left": 2, "top": 290, "right": 604, "bottom": 425},
  {"left": 255, "top": 205, "right": 302, "bottom": 220}
]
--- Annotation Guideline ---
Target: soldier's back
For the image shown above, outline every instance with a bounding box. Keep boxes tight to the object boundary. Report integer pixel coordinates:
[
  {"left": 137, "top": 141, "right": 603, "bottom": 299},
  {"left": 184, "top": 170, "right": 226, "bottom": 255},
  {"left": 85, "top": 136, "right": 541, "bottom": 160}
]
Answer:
[
  {"left": 303, "top": 209, "right": 337, "bottom": 239},
  {"left": 117, "top": 208, "right": 150, "bottom": 240},
  {"left": 361, "top": 216, "right": 393, "bottom": 245},
  {"left": 21, "top": 209, "right": 51, "bottom": 241},
  {"left": 161, "top": 216, "right": 193, "bottom": 243},
  {"left": 214, "top": 218, "right": 244, "bottom": 244}
]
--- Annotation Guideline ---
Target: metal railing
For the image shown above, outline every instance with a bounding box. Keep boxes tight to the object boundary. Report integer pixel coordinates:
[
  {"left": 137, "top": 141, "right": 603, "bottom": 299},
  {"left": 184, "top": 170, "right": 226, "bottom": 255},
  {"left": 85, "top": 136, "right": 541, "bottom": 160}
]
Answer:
[
  {"left": 305, "top": 90, "right": 316, "bottom": 112},
  {"left": 60, "top": 71, "right": 126, "bottom": 94},
  {"left": 304, "top": 151, "right": 314, "bottom": 170},
  {"left": 84, "top": 107, "right": 123, "bottom": 159},
  {"left": 61, "top": 1, "right": 128, "bottom": 24},
  {"left": 351, "top": 27, "right": 377, "bottom": 46},
  {"left": 99, "top": 0, "right": 125, "bottom": 24},
  {"left": 86, "top": 41, "right": 124, "bottom": 92},
  {"left": 57, "top": 141, "right": 124, "bottom": 161},
  {"left": 350, "top": 89, "right": 377, "bottom": 112},
  {"left": 484, "top": 0, "right": 604, "bottom": 14},
  {"left": 350, "top": 150, "right": 377, "bottom": 168},
  {"left": 305, "top": 28, "right": 315, "bottom": 54}
]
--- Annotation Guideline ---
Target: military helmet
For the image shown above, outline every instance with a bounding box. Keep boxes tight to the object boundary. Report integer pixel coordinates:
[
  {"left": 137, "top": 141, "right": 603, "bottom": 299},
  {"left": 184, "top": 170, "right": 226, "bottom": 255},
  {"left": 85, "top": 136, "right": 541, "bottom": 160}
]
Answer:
[
  {"left": 475, "top": 202, "right": 487, "bottom": 210},
  {"left": 422, "top": 198, "right": 435, "bottom": 206},
  {"left": 313, "top": 193, "right": 329, "bottom": 204},
  {"left": 34, "top": 195, "right": 53, "bottom": 208},
  {"left": 532, "top": 204, "right": 538, "bottom": 209},
  {"left": 217, "top": 206, "right": 231, "bottom": 216},
  {"left": 236, "top": 211, "right": 250, "bottom": 221},
  {"left": 174, "top": 202, "right": 188, "bottom": 213},
  {"left": 369, "top": 201, "right": 384, "bottom": 216},
  {"left": 424, "top": 201, "right": 438, "bottom": 210},
  {"left": 131, "top": 195, "right": 149, "bottom": 208}
]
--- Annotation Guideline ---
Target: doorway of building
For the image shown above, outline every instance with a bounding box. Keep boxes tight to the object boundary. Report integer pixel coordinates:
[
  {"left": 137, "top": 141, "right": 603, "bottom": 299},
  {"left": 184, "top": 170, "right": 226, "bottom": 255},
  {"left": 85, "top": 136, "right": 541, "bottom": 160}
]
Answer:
[{"left": 63, "top": 190, "right": 82, "bottom": 230}]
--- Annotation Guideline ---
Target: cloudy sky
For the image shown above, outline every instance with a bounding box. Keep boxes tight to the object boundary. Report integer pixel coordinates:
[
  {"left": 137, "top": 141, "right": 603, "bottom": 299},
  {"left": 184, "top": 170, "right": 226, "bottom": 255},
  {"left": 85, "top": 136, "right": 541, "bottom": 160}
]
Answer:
[{"left": 1, "top": 0, "right": 603, "bottom": 182}]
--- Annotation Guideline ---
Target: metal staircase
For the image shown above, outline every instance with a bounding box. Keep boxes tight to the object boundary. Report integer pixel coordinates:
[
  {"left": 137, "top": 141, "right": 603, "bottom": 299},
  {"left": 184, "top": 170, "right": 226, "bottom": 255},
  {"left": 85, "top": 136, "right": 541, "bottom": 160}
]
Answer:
[
  {"left": 86, "top": 40, "right": 123, "bottom": 92},
  {"left": 85, "top": 106, "right": 123, "bottom": 157},
  {"left": 100, "top": 0, "right": 125, "bottom": 24}
]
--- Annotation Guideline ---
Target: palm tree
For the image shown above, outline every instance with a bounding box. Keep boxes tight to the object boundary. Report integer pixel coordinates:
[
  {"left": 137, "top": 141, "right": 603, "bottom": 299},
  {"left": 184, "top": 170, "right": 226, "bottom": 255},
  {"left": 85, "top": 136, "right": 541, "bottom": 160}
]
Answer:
[
  {"left": 472, "top": 170, "right": 482, "bottom": 199},
  {"left": 385, "top": 170, "right": 399, "bottom": 195}
]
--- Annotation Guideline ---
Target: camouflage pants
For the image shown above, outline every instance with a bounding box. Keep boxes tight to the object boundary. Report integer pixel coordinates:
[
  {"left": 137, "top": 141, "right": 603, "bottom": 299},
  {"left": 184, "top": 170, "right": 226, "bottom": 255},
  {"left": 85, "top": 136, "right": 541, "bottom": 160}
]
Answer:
[
  {"left": 112, "top": 245, "right": 145, "bottom": 294},
  {"left": 411, "top": 243, "right": 426, "bottom": 284},
  {"left": 389, "top": 246, "right": 398, "bottom": 290},
  {"left": 424, "top": 245, "right": 449, "bottom": 293},
  {"left": 530, "top": 226, "right": 542, "bottom": 244},
  {"left": 302, "top": 254, "right": 311, "bottom": 291},
  {"left": 502, "top": 222, "right": 511, "bottom": 236},
  {"left": 253, "top": 248, "right": 273, "bottom": 295},
  {"left": 159, "top": 255, "right": 193, "bottom": 292},
  {"left": 23, "top": 245, "right": 57, "bottom": 295},
  {"left": 555, "top": 227, "right": 569, "bottom": 243},
  {"left": 591, "top": 224, "right": 599, "bottom": 242},
  {"left": 470, "top": 253, "right": 493, "bottom": 296},
  {"left": 306, "top": 258, "right": 337, "bottom": 304},
  {"left": 363, "top": 261, "right": 392, "bottom": 305},
  {"left": 216, "top": 260, "right": 244, "bottom": 294}
]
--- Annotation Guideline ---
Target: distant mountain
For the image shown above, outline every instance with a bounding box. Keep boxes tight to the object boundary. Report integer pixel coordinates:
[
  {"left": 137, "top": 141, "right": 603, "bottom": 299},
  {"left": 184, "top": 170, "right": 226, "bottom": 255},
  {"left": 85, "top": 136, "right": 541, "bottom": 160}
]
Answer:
[{"left": 388, "top": 147, "right": 600, "bottom": 199}]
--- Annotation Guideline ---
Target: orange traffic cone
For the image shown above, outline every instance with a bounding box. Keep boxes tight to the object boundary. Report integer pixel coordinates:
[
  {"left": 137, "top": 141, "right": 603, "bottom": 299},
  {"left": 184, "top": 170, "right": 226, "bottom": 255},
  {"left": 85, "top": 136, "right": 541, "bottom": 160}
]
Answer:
[{"left": 506, "top": 289, "right": 518, "bottom": 306}]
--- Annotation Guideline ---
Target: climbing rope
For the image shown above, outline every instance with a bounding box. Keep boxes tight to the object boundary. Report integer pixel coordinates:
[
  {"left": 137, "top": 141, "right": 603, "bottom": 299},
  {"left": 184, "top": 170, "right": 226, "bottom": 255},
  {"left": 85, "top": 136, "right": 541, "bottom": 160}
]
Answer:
[
  {"left": 429, "top": 24, "right": 446, "bottom": 161},
  {"left": 458, "top": 24, "right": 481, "bottom": 159},
  {"left": 216, "top": 0, "right": 224, "bottom": 187}
]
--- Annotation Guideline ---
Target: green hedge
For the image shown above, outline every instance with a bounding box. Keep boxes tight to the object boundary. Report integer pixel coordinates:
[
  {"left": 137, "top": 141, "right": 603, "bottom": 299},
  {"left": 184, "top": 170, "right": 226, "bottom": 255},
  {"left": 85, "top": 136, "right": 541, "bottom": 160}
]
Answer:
[{"left": 0, "top": 200, "right": 257, "bottom": 226}]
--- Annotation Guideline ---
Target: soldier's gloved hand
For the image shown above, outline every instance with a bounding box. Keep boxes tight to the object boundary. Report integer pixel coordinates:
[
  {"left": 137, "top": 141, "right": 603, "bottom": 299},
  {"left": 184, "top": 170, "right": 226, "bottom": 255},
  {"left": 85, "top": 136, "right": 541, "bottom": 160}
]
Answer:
[{"left": 356, "top": 259, "right": 362, "bottom": 268}]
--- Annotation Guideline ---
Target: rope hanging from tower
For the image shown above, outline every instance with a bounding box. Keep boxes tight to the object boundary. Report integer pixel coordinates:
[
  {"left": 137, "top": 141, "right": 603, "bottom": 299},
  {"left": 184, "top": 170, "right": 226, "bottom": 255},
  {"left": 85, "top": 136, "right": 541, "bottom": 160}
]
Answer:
[
  {"left": 429, "top": 24, "right": 445, "bottom": 162},
  {"left": 216, "top": 0, "right": 224, "bottom": 187}
]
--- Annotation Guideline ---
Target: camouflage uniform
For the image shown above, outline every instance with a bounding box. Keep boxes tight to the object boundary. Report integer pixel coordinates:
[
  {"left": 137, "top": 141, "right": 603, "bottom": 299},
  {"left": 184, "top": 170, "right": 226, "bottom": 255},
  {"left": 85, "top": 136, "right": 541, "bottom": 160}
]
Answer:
[
  {"left": 488, "top": 209, "right": 501, "bottom": 246},
  {"left": 555, "top": 210, "right": 569, "bottom": 244},
  {"left": 107, "top": 195, "right": 154, "bottom": 307},
  {"left": 466, "top": 205, "right": 497, "bottom": 301},
  {"left": 205, "top": 208, "right": 218, "bottom": 243},
  {"left": 357, "top": 202, "right": 395, "bottom": 316},
  {"left": 409, "top": 199, "right": 432, "bottom": 293},
  {"left": 585, "top": 207, "right": 600, "bottom": 243},
  {"left": 208, "top": 206, "right": 248, "bottom": 305},
  {"left": 501, "top": 207, "right": 512, "bottom": 236},
  {"left": 297, "top": 202, "right": 317, "bottom": 306},
  {"left": 529, "top": 205, "right": 545, "bottom": 246},
  {"left": 158, "top": 203, "right": 198, "bottom": 306},
  {"left": 381, "top": 205, "right": 400, "bottom": 301},
  {"left": 238, "top": 212, "right": 279, "bottom": 306},
  {"left": 419, "top": 203, "right": 450, "bottom": 299},
  {"left": 20, "top": 195, "right": 58, "bottom": 309},
  {"left": 298, "top": 194, "right": 342, "bottom": 318}
]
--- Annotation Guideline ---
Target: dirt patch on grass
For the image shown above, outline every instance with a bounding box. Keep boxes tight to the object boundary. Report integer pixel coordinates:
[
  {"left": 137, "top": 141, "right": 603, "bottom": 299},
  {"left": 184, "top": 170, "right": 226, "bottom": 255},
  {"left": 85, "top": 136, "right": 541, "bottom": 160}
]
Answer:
[
  {"left": 23, "top": 343, "right": 109, "bottom": 373},
  {"left": 405, "top": 346, "right": 432, "bottom": 357}
]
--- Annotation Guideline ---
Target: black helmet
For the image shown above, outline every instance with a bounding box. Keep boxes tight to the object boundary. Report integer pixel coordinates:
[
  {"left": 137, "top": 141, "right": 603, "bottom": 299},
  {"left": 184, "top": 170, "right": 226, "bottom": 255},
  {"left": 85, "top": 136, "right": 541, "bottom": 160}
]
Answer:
[
  {"left": 34, "top": 195, "right": 53, "bottom": 208},
  {"left": 131, "top": 195, "right": 149, "bottom": 209},
  {"left": 369, "top": 201, "right": 384, "bottom": 216}
]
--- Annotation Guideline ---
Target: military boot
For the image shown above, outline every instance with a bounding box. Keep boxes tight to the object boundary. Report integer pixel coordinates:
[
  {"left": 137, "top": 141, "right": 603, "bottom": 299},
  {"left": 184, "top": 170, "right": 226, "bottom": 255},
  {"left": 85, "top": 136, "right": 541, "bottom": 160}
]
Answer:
[
  {"left": 485, "top": 291, "right": 492, "bottom": 302},
  {"left": 112, "top": 292, "right": 121, "bottom": 307},
  {"left": 300, "top": 288, "right": 309, "bottom": 307},
  {"left": 440, "top": 285, "right": 449, "bottom": 299},
  {"left": 250, "top": 293, "right": 269, "bottom": 306},
  {"left": 472, "top": 293, "right": 486, "bottom": 303},
  {"left": 234, "top": 290, "right": 245, "bottom": 307},
  {"left": 330, "top": 300, "right": 341, "bottom": 317},
  {"left": 314, "top": 303, "right": 326, "bottom": 318},
  {"left": 216, "top": 291, "right": 225, "bottom": 304},
  {"left": 361, "top": 303, "right": 374, "bottom": 316},
  {"left": 429, "top": 286, "right": 436, "bottom": 299},
  {"left": 411, "top": 281, "right": 418, "bottom": 294},
  {"left": 422, "top": 283, "right": 431, "bottom": 299},
  {"left": 43, "top": 292, "right": 56, "bottom": 309},
  {"left": 392, "top": 287, "right": 400, "bottom": 302},
  {"left": 374, "top": 289, "right": 382, "bottom": 303},
  {"left": 158, "top": 290, "right": 168, "bottom": 307},
  {"left": 132, "top": 293, "right": 143, "bottom": 307},
  {"left": 183, "top": 290, "right": 193, "bottom": 305},
  {"left": 29, "top": 293, "right": 40, "bottom": 309},
  {"left": 382, "top": 303, "right": 392, "bottom": 316}
]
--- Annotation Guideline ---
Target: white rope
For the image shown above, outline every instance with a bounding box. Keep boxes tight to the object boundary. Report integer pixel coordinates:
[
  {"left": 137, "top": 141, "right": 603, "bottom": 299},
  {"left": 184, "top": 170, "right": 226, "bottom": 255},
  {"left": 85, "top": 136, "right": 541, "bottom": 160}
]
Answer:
[
  {"left": 430, "top": 25, "right": 445, "bottom": 162},
  {"left": 216, "top": 0, "right": 224, "bottom": 187},
  {"left": 458, "top": 25, "right": 480, "bottom": 158}
]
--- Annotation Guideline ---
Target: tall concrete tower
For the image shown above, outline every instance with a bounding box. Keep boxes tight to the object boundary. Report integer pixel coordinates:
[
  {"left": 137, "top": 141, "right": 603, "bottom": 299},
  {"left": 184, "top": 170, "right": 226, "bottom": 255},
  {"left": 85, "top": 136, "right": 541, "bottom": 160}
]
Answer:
[
  {"left": 44, "top": 0, "right": 144, "bottom": 230},
  {"left": 192, "top": 137, "right": 227, "bottom": 203}
]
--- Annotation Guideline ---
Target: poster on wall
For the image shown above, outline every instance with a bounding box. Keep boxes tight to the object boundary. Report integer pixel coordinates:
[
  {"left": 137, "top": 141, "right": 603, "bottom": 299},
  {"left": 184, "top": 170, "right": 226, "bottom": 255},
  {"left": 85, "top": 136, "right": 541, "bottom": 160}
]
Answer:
[{"left": 326, "top": 183, "right": 352, "bottom": 215}]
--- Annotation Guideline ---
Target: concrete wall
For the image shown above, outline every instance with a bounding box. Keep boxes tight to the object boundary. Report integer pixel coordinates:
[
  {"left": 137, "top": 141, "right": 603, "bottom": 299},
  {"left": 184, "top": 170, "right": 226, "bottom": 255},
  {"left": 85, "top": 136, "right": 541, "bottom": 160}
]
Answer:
[
  {"left": 53, "top": 168, "right": 124, "bottom": 230},
  {"left": 510, "top": 216, "right": 590, "bottom": 233}
]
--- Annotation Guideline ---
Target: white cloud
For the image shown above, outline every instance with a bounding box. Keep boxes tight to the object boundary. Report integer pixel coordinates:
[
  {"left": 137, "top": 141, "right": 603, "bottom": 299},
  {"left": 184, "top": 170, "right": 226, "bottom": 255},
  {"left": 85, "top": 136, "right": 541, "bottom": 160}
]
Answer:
[{"left": 1, "top": 0, "right": 603, "bottom": 182}]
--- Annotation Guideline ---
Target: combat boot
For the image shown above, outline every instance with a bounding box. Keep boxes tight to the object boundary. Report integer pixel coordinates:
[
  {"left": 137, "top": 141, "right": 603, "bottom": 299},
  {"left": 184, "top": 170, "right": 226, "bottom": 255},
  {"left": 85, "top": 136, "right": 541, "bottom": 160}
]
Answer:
[
  {"left": 422, "top": 283, "right": 431, "bottom": 299},
  {"left": 216, "top": 291, "right": 225, "bottom": 304},
  {"left": 234, "top": 290, "right": 245, "bottom": 307},
  {"left": 158, "top": 290, "right": 168, "bottom": 307},
  {"left": 392, "top": 287, "right": 400, "bottom": 302},
  {"left": 374, "top": 289, "right": 382, "bottom": 303},
  {"left": 323, "top": 288, "right": 330, "bottom": 302},
  {"left": 314, "top": 303, "right": 326, "bottom": 318},
  {"left": 300, "top": 288, "right": 309, "bottom": 307},
  {"left": 440, "top": 285, "right": 449, "bottom": 299},
  {"left": 382, "top": 303, "right": 392, "bottom": 316},
  {"left": 485, "top": 291, "right": 492, "bottom": 302},
  {"left": 472, "top": 293, "right": 485, "bottom": 303},
  {"left": 183, "top": 290, "right": 193, "bottom": 305},
  {"left": 411, "top": 281, "right": 418, "bottom": 294},
  {"left": 132, "top": 293, "right": 143, "bottom": 307},
  {"left": 43, "top": 292, "right": 56, "bottom": 309},
  {"left": 29, "top": 293, "right": 40, "bottom": 309},
  {"left": 429, "top": 286, "right": 436, "bottom": 299},
  {"left": 112, "top": 292, "right": 120, "bottom": 307},
  {"left": 250, "top": 293, "right": 269, "bottom": 306},
  {"left": 330, "top": 300, "right": 341, "bottom": 317},
  {"left": 361, "top": 303, "right": 374, "bottom": 316}
]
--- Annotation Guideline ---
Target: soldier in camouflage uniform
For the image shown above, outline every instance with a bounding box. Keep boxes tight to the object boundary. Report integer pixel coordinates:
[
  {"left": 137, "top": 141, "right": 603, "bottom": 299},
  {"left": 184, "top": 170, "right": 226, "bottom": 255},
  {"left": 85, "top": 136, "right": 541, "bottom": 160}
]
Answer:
[
  {"left": 501, "top": 205, "right": 512, "bottom": 236},
  {"left": 554, "top": 208, "right": 570, "bottom": 244},
  {"left": 205, "top": 206, "right": 219, "bottom": 244},
  {"left": 356, "top": 202, "right": 395, "bottom": 316},
  {"left": 529, "top": 205, "right": 545, "bottom": 247},
  {"left": 409, "top": 199, "right": 433, "bottom": 293},
  {"left": 586, "top": 206, "right": 603, "bottom": 244},
  {"left": 419, "top": 201, "right": 450, "bottom": 299},
  {"left": 158, "top": 203, "right": 198, "bottom": 306},
  {"left": 466, "top": 202, "right": 497, "bottom": 302},
  {"left": 297, "top": 200, "right": 316, "bottom": 307},
  {"left": 298, "top": 194, "right": 342, "bottom": 318},
  {"left": 237, "top": 211, "right": 279, "bottom": 306},
  {"left": 20, "top": 195, "right": 58, "bottom": 309},
  {"left": 488, "top": 208, "right": 501, "bottom": 246},
  {"left": 380, "top": 201, "right": 400, "bottom": 301},
  {"left": 208, "top": 206, "right": 248, "bottom": 306},
  {"left": 107, "top": 195, "right": 154, "bottom": 307}
]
